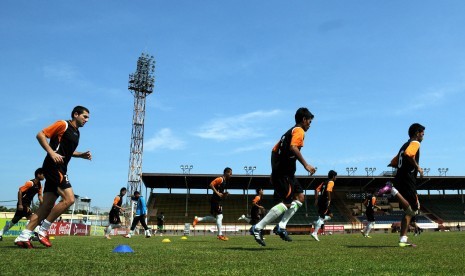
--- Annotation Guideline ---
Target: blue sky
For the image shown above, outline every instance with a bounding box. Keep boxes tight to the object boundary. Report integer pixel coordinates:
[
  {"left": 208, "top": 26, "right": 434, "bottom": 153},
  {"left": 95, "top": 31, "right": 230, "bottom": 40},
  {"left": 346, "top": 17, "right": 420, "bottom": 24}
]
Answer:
[{"left": 1, "top": 1, "right": 464, "bottom": 209}]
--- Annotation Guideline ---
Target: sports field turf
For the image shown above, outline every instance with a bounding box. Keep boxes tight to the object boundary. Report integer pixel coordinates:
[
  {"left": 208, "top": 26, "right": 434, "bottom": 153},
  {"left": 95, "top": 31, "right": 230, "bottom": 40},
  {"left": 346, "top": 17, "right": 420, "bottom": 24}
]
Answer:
[{"left": 0, "top": 231, "right": 463, "bottom": 275}]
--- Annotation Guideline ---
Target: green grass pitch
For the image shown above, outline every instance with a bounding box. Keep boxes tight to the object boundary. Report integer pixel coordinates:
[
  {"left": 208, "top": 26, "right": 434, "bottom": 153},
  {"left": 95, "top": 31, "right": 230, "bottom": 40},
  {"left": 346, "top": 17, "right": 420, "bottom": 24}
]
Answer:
[{"left": 0, "top": 231, "right": 463, "bottom": 275}]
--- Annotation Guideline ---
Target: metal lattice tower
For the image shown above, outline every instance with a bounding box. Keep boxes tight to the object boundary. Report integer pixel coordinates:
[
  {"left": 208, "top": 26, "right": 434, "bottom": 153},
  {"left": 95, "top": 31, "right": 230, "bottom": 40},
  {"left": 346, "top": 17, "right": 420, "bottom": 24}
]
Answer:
[{"left": 127, "top": 53, "right": 155, "bottom": 199}]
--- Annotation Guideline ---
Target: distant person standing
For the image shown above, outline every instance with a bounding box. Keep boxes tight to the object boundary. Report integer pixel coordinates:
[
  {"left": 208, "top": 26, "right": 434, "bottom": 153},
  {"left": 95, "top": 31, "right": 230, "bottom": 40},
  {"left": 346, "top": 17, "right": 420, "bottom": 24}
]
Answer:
[
  {"left": 311, "top": 170, "right": 337, "bottom": 242},
  {"left": 378, "top": 123, "right": 425, "bottom": 247},
  {"left": 125, "top": 191, "right": 151, "bottom": 238},
  {"left": 360, "top": 190, "right": 380, "bottom": 238},
  {"left": 193, "top": 167, "right": 232, "bottom": 241},
  {"left": 155, "top": 212, "right": 165, "bottom": 236},
  {"left": 250, "top": 108, "right": 316, "bottom": 246},
  {"left": 0, "top": 168, "right": 45, "bottom": 241},
  {"left": 104, "top": 187, "right": 127, "bottom": 239},
  {"left": 15, "top": 106, "right": 91, "bottom": 249},
  {"left": 238, "top": 188, "right": 266, "bottom": 225}
]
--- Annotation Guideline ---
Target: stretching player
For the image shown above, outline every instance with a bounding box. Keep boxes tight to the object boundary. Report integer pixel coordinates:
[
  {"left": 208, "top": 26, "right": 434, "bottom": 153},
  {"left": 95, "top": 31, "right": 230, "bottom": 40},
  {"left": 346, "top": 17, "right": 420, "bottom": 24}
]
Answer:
[
  {"left": 15, "top": 106, "right": 92, "bottom": 249},
  {"left": 311, "top": 170, "right": 337, "bottom": 241},
  {"left": 0, "top": 168, "right": 44, "bottom": 241},
  {"left": 377, "top": 123, "right": 425, "bottom": 247},
  {"left": 250, "top": 108, "right": 316, "bottom": 246},
  {"left": 193, "top": 167, "right": 232, "bottom": 241},
  {"left": 105, "top": 187, "right": 127, "bottom": 239}
]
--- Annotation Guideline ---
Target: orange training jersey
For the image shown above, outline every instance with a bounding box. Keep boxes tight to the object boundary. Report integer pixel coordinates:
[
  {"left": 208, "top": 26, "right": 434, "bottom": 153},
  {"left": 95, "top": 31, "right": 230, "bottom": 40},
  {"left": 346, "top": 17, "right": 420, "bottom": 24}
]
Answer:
[{"left": 19, "top": 179, "right": 42, "bottom": 207}]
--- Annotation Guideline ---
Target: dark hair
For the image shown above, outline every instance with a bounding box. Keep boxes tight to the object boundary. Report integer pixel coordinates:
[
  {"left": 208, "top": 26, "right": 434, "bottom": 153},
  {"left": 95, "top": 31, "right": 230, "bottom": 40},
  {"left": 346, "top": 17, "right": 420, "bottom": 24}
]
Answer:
[
  {"left": 71, "top": 106, "right": 90, "bottom": 118},
  {"left": 328, "top": 170, "right": 337, "bottom": 179},
  {"left": 120, "top": 187, "right": 127, "bottom": 194},
  {"left": 34, "top": 168, "right": 44, "bottom": 177},
  {"left": 256, "top": 188, "right": 263, "bottom": 194},
  {"left": 408, "top": 123, "right": 425, "bottom": 138},
  {"left": 224, "top": 167, "right": 232, "bottom": 174},
  {"left": 134, "top": 191, "right": 140, "bottom": 195},
  {"left": 295, "top": 107, "right": 314, "bottom": 124}
]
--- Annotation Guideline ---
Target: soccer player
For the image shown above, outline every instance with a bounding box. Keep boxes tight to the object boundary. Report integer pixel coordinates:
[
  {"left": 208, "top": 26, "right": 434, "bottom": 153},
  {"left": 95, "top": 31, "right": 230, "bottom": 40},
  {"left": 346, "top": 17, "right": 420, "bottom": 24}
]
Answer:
[
  {"left": 0, "top": 168, "right": 45, "bottom": 241},
  {"left": 192, "top": 167, "right": 232, "bottom": 241},
  {"left": 125, "top": 191, "right": 151, "bottom": 238},
  {"left": 360, "top": 189, "right": 380, "bottom": 238},
  {"left": 238, "top": 188, "right": 266, "bottom": 225},
  {"left": 311, "top": 170, "right": 337, "bottom": 242},
  {"left": 250, "top": 108, "right": 316, "bottom": 246},
  {"left": 377, "top": 123, "right": 425, "bottom": 247},
  {"left": 104, "top": 187, "right": 127, "bottom": 239},
  {"left": 155, "top": 211, "right": 165, "bottom": 236},
  {"left": 15, "top": 106, "right": 92, "bottom": 249}
]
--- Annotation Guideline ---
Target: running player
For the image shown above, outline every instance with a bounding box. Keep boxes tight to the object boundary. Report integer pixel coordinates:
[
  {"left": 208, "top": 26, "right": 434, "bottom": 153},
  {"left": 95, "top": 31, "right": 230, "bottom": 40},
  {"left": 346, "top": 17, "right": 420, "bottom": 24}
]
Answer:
[
  {"left": 377, "top": 123, "right": 425, "bottom": 247},
  {"left": 238, "top": 188, "right": 266, "bottom": 225},
  {"left": 0, "top": 168, "right": 45, "bottom": 241},
  {"left": 104, "top": 187, "right": 127, "bottom": 239},
  {"left": 125, "top": 191, "right": 151, "bottom": 238},
  {"left": 193, "top": 167, "right": 232, "bottom": 241},
  {"left": 250, "top": 108, "right": 316, "bottom": 246},
  {"left": 311, "top": 170, "right": 337, "bottom": 241},
  {"left": 360, "top": 189, "right": 380, "bottom": 238},
  {"left": 15, "top": 106, "right": 92, "bottom": 249}
]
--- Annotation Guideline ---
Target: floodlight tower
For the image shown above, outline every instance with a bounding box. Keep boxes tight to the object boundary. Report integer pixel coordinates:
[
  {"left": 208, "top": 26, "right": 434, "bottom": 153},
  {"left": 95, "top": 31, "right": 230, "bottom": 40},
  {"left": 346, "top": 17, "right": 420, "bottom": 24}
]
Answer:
[{"left": 127, "top": 53, "right": 155, "bottom": 199}]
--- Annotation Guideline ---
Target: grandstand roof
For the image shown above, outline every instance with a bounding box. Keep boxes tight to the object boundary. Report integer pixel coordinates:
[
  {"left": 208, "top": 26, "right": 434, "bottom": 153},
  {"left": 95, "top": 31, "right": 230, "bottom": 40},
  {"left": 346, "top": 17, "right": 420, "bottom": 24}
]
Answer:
[{"left": 142, "top": 173, "right": 465, "bottom": 191}]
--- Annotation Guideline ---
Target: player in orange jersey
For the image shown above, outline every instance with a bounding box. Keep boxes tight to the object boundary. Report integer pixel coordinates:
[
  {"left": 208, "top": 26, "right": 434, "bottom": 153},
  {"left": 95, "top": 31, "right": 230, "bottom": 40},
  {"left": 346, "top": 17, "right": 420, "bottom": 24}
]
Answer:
[
  {"left": 193, "top": 167, "right": 232, "bottom": 241},
  {"left": 0, "top": 168, "right": 44, "bottom": 241},
  {"left": 311, "top": 170, "right": 337, "bottom": 241}
]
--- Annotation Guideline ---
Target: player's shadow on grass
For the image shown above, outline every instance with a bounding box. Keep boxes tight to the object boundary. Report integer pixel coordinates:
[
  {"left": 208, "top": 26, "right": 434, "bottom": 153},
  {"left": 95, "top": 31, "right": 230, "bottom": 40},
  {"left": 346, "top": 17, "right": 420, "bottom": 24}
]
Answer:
[
  {"left": 225, "top": 247, "right": 282, "bottom": 251},
  {"left": 346, "top": 245, "right": 398, "bottom": 248}
]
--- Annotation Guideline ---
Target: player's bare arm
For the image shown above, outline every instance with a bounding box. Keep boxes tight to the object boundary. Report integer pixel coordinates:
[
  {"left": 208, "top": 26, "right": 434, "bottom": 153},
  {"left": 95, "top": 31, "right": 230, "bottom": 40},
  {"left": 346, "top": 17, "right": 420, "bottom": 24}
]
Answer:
[
  {"left": 406, "top": 155, "right": 423, "bottom": 178},
  {"left": 37, "top": 131, "right": 64, "bottom": 164},
  {"left": 73, "top": 150, "right": 92, "bottom": 160},
  {"left": 209, "top": 183, "right": 223, "bottom": 198},
  {"left": 290, "top": 145, "right": 316, "bottom": 175},
  {"left": 17, "top": 189, "right": 23, "bottom": 211}
]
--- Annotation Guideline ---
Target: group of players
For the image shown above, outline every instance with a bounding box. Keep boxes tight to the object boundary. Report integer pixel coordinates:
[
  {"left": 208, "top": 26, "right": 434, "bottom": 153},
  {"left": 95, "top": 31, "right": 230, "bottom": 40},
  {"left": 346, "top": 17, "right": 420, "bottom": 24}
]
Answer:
[
  {"left": 191, "top": 107, "right": 425, "bottom": 247},
  {"left": 1, "top": 106, "right": 425, "bottom": 249}
]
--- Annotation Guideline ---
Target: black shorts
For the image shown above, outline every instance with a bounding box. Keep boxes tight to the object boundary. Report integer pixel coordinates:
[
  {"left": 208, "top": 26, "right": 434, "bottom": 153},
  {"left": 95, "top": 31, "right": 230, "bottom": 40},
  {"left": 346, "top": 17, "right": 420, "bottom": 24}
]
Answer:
[
  {"left": 12, "top": 205, "right": 32, "bottom": 223},
  {"left": 317, "top": 199, "right": 332, "bottom": 218},
  {"left": 366, "top": 211, "right": 375, "bottom": 222},
  {"left": 210, "top": 199, "right": 223, "bottom": 216},
  {"left": 43, "top": 168, "right": 72, "bottom": 196},
  {"left": 393, "top": 181, "right": 419, "bottom": 210},
  {"left": 109, "top": 210, "right": 122, "bottom": 224},
  {"left": 271, "top": 174, "right": 303, "bottom": 204}
]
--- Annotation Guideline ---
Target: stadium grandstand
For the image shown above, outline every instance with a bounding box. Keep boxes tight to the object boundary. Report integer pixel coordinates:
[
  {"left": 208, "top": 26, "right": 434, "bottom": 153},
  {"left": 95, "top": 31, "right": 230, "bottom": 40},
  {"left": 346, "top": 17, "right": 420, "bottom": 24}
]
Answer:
[{"left": 141, "top": 173, "right": 465, "bottom": 235}]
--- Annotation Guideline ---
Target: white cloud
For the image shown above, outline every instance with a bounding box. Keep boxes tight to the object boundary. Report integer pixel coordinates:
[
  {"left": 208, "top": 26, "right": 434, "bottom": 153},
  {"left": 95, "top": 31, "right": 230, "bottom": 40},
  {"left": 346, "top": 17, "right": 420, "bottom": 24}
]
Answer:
[
  {"left": 232, "top": 141, "right": 275, "bottom": 154},
  {"left": 42, "top": 63, "right": 80, "bottom": 81},
  {"left": 144, "top": 128, "right": 186, "bottom": 151},
  {"left": 194, "top": 109, "right": 282, "bottom": 141},
  {"left": 394, "top": 88, "right": 449, "bottom": 115}
]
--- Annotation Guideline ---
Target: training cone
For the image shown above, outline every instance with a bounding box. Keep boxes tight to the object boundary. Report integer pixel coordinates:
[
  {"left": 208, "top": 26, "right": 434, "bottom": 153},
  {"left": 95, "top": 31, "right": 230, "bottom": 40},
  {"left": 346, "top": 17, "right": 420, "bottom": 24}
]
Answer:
[
  {"left": 113, "top": 244, "right": 134, "bottom": 253},
  {"left": 162, "top": 238, "right": 171, "bottom": 243},
  {"left": 181, "top": 236, "right": 188, "bottom": 240},
  {"left": 49, "top": 236, "right": 55, "bottom": 240}
]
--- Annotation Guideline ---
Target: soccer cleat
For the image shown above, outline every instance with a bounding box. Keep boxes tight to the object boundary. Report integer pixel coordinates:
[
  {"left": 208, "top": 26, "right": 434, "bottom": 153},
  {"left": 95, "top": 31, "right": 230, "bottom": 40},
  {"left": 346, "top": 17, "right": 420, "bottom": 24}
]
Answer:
[
  {"left": 238, "top": 214, "right": 246, "bottom": 221},
  {"left": 37, "top": 231, "right": 52, "bottom": 247},
  {"left": 377, "top": 182, "right": 393, "bottom": 196},
  {"left": 192, "top": 216, "right": 198, "bottom": 228},
  {"left": 104, "top": 234, "right": 111, "bottom": 240},
  {"left": 145, "top": 230, "right": 152, "bottom": 238},
  {"left": 310, "top": 232, "right": 320, "bottom": 241},
  {"left": 14, "top": 236, "right": 34, "bottom": 249},
  {"left": 360, "top": 229, "right": 365, "bottom": 236},
  {"left": 0, "top": 235, "right": 3, "bottom": 241},
  {"left": 250, "top": 225, "right": 266, "bottom": 246},
  {"left": 273, "top": 225, "right": 292, "bottom": 242},
  {"left": 124, "top": 234, "right": 131, "bottom": 238},
  {"left": 365, "top": 235, "right": 372, "bottom": 238},
  {"left": 217, "top": 235, "right": 229, "bottom": 241}
]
